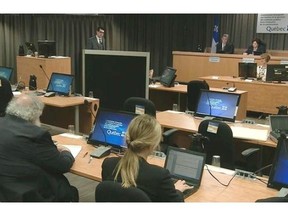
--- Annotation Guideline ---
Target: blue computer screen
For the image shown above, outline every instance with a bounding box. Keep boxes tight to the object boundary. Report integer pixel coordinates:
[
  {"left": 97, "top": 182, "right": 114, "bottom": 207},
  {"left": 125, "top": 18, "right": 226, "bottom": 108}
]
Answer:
[
  {"left": 88, "top": 109, "right": 137, "bottom": 149},
  {"left": 195, "top": 89, "right": 240, "bottom": 122},
  {"left": 0, "top": 67, "right": 13, "bottom": 81},
  {"left": 268, "top": 137, "right": 288, "bottom": 189},
  {"left": 47, "top": 73, "right": 74, "bottom": 95}
]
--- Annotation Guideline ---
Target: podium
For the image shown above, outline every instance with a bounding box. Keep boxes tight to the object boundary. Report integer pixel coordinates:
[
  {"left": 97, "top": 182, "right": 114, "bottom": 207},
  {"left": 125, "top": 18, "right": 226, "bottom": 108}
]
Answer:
[{"left": 16, "top": 56, "right": 71, "bottom": 89}]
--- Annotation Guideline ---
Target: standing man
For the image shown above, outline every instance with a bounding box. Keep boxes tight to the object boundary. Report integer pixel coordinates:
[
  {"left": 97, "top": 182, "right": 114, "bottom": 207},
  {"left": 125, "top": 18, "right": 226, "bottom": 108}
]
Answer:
[
  {"left": 87, "top": 26, "right": 106, "bottom": 50},
  {"left": 216, "top": 34, "right": 234, "bottom": 54}
]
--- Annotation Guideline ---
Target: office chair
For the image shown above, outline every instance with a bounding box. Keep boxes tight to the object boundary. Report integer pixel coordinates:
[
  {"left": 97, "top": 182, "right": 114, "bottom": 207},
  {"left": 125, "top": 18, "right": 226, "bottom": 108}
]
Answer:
[
  {"left": 198, "top": 119, "right": 261, "bottom": 171},
  {"left": 123, "top": 97, "right": 156, "bottom": 117},
  {"left": 198, "top": 119, "right": 235, "bottom": 170},
  {"left": 187, "top": 80, "right": 209, "bottom": 112},
  {"left": 95, "top": 181, "right": 151, "bottom": 202},
  {"left": 0, "top": 76, "right": 13, "bottom": 117},
  {"left": 123, "top": 96, "right": 178, "bottom": 153}
]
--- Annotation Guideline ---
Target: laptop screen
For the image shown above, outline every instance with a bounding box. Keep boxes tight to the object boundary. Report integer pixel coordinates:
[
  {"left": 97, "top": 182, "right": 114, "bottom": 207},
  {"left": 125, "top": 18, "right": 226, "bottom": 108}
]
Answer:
[
  {"left": 87, "top": 109, "right": 137, "bottom": 149},
  {"left": 195, "top": 89, "right": 241, "bottom": 122},
  {"left": 46, "top": 72, "right": 74, "bottom": 96},
  {"left": 0, "top": 67, "right": 13, "bottom": 81},
  {"left": 164, "top": 146, "right": 206, "bottom": 186},
  {"left": 268, "top": 136, "right": 288, "bottom": 189}
]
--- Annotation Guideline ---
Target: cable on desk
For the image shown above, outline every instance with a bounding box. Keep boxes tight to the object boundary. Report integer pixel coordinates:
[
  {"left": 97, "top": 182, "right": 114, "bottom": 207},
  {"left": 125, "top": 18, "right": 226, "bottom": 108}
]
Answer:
[
  {"left": 255, "top": 177, "right": 268, "bottom": 185},
  {"left": 205, "top": 164, "right": 237, "bottom": 187},
  {"left": 253, "top": 164, "right": 272, "bottom": 176}
]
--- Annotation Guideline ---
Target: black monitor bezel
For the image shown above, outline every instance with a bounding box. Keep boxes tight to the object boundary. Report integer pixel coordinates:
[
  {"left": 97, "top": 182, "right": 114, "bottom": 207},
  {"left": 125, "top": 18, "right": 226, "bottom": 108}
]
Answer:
[
  {"left": 38, "top": 40, "right": 56, "bottom": 58},
  {"left": 194, "top": 89, "right": 241, "bottom": 122},
  {"left": 46, "top": 72, "right": 74, "bottom": 96},
  {"left": 87, "top": 108, "right": 138, "bottom": 150},
  {"left": 238, "top": 62, "right": 257, "bottom": 80},
  {"left": 267, "top": 135, "right": 288, "bottom": 190},
  {"left": 266, "top": 64, "right": 288, "bottom": 83}
]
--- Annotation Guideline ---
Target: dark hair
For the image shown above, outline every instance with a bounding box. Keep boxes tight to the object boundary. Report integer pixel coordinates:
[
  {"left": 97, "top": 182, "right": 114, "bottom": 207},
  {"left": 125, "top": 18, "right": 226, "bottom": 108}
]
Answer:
[
  {"left": 97, "top": 27, "right": 105, "bottom": 32},
  {"left": 252, "top": 38, "right": 262, "bottom": 45}
]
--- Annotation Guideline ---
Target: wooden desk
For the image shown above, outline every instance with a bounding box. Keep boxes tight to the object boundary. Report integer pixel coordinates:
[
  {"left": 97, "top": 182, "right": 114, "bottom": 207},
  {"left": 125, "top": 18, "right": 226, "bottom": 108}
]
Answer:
[
  {"left": 149, "top": 84, "right": 248, "bottom": 121},
  {"left": 52, "top": 134, "right": 278, "bottom": 202},
  {"left": 201, "top": 76, "right": 288, "bottom": 114},
  {"left": 16, "top": 56, "right": 71, "bottom": 89},
  {"left": 40, "top": 96, "right": 99, "bottom": 134},
  {"left": 156, "top": 110, "right": 276, "bottom": 148},
  {"left": 172, "top": 51, "right": 288, "bottom": 82}
]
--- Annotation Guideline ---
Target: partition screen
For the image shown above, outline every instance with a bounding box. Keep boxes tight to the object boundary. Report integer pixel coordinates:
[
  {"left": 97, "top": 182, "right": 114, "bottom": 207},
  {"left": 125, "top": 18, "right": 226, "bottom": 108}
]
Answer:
[{"left": 82, "top": 50, "right": 150, "bottom": 110}]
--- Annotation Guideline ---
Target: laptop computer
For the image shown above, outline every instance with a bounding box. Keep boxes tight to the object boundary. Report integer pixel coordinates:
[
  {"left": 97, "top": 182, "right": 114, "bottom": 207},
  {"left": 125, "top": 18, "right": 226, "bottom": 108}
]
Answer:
[
  {"left": 87, "top": 108, "right": 137, "bottom": 156},
  {"left": 46, "top": 72, "right": 74, "bottom": 96},
  {"left": 164, "top": 146, "right": 206, "bottom": 198},
  {"left": 0, "top": 66, "right": 13, "bottom": 81}
]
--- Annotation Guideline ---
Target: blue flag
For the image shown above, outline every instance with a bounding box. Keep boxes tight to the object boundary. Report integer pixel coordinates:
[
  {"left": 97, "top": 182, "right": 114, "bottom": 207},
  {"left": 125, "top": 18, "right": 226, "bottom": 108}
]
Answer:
[{"left": 211, "top": 15, "right": 219, "bottom": 53}]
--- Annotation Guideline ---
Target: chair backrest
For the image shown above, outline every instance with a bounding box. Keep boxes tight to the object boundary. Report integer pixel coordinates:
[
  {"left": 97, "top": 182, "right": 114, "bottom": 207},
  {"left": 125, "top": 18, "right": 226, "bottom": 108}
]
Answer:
[
  {"left": 187, "top": 80, "right": 209, "bottom": 112},
  {"left": 123, "top": 97, "right": 156, "bottom": 117},
  {"left": 0, "top": 76, "right": 13, "bottom": 117},
  {"left": 198, "top": 119, "right": 235, "bottom": 170},
  {"left": 95, "top": 181, "right": 151, "bottom": 202}
]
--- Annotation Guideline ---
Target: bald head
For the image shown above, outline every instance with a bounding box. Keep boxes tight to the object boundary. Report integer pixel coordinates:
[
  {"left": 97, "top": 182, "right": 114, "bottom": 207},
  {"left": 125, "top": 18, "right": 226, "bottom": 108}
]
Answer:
[{"left": 6, "top": 93, "right": 44, "bottom": 126}]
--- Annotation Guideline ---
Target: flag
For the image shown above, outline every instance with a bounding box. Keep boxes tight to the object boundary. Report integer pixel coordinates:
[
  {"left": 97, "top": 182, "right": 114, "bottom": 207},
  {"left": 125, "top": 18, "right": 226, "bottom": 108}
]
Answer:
[{"left": 211, "top": 15, "right": 219, "bottom": 53}]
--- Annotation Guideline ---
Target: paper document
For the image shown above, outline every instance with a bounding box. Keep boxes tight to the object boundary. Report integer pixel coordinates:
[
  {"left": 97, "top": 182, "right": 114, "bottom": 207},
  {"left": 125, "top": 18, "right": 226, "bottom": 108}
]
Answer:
[
  {"left": 63, "top": 145, "right": 82, "bottom": 158},
  {"left": 230, "top": 126, "right": 269, "bottom": 141},
  {"left": 60, "top": 133, "right": 83, "bottom": 139}
]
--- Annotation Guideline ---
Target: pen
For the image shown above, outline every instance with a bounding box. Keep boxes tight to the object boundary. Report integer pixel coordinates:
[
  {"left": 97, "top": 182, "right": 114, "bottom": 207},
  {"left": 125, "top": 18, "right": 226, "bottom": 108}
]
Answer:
[
  {"left": 88, "top": 156, "right": 93, "bottom": 164},
  {"left": 83, "top": 151, "right": 88, "bottom": 158}
]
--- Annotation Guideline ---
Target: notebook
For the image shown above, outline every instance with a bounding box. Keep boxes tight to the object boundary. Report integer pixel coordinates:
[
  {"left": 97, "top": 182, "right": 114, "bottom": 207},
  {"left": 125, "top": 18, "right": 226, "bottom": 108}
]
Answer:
[
  {"left": 46, "top": 72, "right": 74, "bottom": 96},
  {"left": 164, "top": 146, "right": 206, "bottom": 198}
]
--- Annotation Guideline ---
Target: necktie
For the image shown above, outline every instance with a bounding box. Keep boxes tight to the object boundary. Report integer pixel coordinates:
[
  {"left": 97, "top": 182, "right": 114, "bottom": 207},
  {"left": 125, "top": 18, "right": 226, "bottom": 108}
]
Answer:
[{"left": 99, "top": 38, "right": 102, "bottom": 44}]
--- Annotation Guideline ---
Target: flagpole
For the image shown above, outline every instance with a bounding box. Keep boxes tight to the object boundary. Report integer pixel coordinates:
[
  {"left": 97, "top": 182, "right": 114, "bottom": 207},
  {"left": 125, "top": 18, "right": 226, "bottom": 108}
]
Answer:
[{"left": 211, "top": 15, "right": 220, "bottom": 53}]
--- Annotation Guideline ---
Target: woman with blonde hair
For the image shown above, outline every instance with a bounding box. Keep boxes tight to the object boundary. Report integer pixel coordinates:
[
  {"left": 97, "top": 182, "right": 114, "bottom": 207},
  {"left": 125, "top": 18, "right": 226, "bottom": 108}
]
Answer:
[
  {"left": 101, "top": 114, "right": 192, "bottom": 202},
  {"left": 257, "top": 53, "right": 271, "bottom": 81}
]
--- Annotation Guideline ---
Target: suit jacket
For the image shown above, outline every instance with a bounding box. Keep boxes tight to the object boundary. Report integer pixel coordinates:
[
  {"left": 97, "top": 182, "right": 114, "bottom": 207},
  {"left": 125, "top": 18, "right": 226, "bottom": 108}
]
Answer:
[
  {"left": 244, "top": 44, "right": 266, "bottom": 55},
  {"left": 101, "top": 157, "right": 184, "bottom": 202},
  {"left": 216, "top": 42, "right": 234, "bottom": 54},
  {"left": 0, "top": 114, "right": 78, "bottom": 201},
  {"left": 0, "top": 77, "right": 13, "bottom": 116},
  {"left": 86, "top": 36, "right": 106, "bottom": 50}
]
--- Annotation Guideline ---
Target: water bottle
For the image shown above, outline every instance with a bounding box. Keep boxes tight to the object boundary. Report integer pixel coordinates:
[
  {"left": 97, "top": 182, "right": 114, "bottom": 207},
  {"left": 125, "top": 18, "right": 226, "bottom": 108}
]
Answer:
[{"left": 29, "top": 75, "right": 37, "bottom": 90}]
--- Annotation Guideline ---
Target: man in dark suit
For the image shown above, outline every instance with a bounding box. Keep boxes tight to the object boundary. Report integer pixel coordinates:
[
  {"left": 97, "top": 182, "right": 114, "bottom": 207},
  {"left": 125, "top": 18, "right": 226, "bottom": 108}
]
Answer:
[
  {"left": 0, "top": 93, "right": 78, "bottom": 201},
  {"left": 216, "top": 34, "right": 234, "bottom": 54},
  {"left": 86, "top": 26, "right": 106, "bottom": 50}
]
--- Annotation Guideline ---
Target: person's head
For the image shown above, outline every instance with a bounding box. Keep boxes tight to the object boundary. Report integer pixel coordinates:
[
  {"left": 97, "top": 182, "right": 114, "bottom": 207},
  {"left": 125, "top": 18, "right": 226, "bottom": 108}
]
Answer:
[
  {"left": 252, "top": 38, "right": 261, "bottom": 49},
  {"left": 260, "top": 53, "right": 271, "bottom": 64},
  {"left": 6, "top": 92, "right": 44, "bottom": 126},
  {"left": 0, "top": 77, "right": 13, "bottom": 117},
  {"left": 114, "top": 114, "right": 162, "bottom": 187},
  {"left": 221, "top": 34, "right": 229, "bottom": 44},
  {"left": 96, "top": 27, "right": 105, "bottom": 38}
]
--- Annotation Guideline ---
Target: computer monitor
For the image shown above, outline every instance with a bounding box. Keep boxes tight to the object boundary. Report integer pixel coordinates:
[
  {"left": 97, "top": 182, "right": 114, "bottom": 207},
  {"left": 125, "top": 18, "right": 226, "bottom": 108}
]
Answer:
[
  {"left": 83, "top": 50, "right": 150, "bottom": 111},
  {"left": 266, "top": 64, "right": 288, "bottom": 83},
  {"left": 0, "top": 66, "right": 13, "bottom": 81},
  {"left": 267, "top": 135, "right": 288, "bottom": 190},
  {"left": 195, "top": 89, "right": 241, "bottom": 122},
  {"left": 87, "top": 108, "right": 137, "bottom": 150},
  {"left": 38, "top": 40, "right": 56, "bottom": 58},
  {"left": 46, "top": 72, "right": 74, "bottom": 96},
  {"left": 160, "top": 67, "right": 177, "bottom": 87},
  {"left": 238, "top": 62, "right": 257, "bottom": 80}
]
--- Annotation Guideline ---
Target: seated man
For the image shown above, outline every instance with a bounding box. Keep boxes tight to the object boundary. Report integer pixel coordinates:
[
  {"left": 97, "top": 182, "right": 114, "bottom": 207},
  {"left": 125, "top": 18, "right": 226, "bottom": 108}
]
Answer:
[
  {"left": 0, "top": 76, "right": 13, "bottom": 117},
  {"left": 216, "top": 34, "right": 234, "bottom": 54},
  {"left": 0, "top": 93, "right": 78, "bottom": 201}
]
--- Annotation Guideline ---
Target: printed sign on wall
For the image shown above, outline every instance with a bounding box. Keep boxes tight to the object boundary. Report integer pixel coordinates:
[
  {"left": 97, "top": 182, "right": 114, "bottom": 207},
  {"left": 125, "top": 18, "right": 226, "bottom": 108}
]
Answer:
[{"left": 257, "top": 14, "right": 288, "bottom": 33}]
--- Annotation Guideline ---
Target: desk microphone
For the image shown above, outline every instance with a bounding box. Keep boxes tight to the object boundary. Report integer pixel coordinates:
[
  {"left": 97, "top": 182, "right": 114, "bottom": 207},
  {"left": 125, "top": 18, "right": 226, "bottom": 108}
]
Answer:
[{"left": 39, "top": 65, "right": 50, "bottom": 82}]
